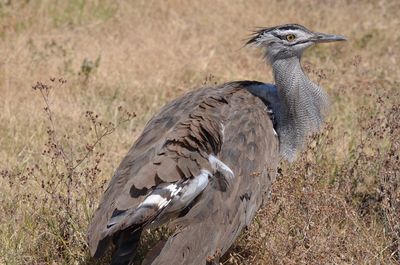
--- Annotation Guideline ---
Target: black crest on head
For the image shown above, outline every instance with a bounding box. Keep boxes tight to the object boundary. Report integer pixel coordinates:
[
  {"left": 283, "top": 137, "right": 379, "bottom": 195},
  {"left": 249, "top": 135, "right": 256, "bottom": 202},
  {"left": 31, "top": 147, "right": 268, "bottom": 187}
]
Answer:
[{"left": 245, "top": 24, "right": 311, "bottom": 45}]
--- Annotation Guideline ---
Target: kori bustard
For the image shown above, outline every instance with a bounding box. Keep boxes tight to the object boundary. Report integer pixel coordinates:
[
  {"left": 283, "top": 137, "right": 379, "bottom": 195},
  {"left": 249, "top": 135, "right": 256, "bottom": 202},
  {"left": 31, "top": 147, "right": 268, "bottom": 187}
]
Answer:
[{"left": 87, "top": 24, "right": 346, "bottom": 265}]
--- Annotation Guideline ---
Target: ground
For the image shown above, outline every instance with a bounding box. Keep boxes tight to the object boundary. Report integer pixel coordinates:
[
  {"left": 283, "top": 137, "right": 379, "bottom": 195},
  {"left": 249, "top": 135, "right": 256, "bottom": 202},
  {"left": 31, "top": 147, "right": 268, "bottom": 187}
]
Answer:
[{"left": 0, "top": 0, "right": 399, "bottom": 264}]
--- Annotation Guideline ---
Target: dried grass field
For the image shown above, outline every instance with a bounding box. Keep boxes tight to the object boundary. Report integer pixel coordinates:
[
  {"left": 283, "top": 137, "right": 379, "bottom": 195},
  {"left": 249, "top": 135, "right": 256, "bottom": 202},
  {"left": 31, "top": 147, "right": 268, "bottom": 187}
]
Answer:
[{"left": 0, "top": 0, "right": 399, "bottom": 264}]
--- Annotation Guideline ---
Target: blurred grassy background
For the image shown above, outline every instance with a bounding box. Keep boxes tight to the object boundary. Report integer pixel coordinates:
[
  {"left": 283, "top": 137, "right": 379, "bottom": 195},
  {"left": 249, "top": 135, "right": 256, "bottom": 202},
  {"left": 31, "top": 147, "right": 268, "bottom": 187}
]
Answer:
[{"left": 0, "top": 0, "right": 399, "bottom": 264}]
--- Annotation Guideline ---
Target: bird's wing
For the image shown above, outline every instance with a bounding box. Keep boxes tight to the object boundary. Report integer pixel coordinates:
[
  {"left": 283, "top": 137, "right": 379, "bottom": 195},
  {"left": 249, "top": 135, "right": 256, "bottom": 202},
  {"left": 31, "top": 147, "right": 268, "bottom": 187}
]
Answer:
[
  {"left": 87, "top": 81, "right": 279, "bottom": 261},
  {"left": 142, "top": 83, "right": 279, "bottom": 265}
]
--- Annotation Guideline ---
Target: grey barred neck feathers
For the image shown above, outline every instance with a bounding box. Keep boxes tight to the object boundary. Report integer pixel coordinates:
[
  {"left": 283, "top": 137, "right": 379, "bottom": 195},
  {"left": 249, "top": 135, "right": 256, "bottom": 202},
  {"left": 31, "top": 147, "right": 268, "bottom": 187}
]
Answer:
[
  {"left": 246, "top": 24, "right": 345, "bottom": 161},
  {"left": 272, "top": 57, "right": 329, "bottom": 161}
]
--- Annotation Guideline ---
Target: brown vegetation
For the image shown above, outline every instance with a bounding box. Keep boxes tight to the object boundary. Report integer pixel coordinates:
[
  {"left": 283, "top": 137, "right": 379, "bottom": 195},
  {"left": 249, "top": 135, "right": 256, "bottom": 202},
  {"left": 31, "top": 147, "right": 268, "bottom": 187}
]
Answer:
[{"left": 0, "top": 0, "right": 399, "bottom": 264}]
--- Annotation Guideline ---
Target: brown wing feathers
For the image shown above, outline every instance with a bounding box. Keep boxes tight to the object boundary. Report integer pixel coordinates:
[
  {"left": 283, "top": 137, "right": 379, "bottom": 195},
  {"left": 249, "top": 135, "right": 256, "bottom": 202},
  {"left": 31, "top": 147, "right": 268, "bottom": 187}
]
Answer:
[
  {"left": 145, "top": 88, "right": 279, "bottom": 265},
  {"left": 87, "top": 82, "right": 279, "bottom": 264},
  {"left": 88, "top": 85, "right": 235, "bottom": 255}
]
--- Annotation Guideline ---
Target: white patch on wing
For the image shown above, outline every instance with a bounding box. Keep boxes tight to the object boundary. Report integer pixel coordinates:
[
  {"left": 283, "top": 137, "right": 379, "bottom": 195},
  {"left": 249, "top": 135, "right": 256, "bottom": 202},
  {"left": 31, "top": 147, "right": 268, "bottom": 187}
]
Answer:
[
  {"left": 165, "top": 184, "right": 181, "bottom": 197},
  {"left": 138, "top": 183, "right": 182, "bottom": 208},
  {"left": 208, "top": 155, "right": 234, "bottom": 180},
  {"left": 139, "top": 194, "right": 166, "bottom": 207},
  {"left": 166, "top": 169, "right": 210, "bottom": 212}
]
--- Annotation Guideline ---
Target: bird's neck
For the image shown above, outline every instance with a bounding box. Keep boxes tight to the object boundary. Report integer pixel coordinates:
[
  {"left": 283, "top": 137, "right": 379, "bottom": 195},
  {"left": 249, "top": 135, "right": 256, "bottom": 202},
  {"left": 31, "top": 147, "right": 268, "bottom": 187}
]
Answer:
[{"left": 271, "top": 57, "right": 329, "bottom": 161}]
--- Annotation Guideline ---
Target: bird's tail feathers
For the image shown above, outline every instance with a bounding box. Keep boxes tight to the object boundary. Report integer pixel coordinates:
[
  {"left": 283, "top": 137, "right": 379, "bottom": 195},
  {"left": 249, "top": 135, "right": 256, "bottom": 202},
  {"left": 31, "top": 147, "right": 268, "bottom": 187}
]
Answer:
[{"left": 111, "top": 228, "right": 142, "bottom": 265}]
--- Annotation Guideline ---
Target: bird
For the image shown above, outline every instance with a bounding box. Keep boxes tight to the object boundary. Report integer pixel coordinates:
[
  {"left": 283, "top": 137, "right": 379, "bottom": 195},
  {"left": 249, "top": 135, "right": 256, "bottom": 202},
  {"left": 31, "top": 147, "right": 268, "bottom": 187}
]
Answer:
[{"left": 87, "top": 24, "right": 346, "bottom": 265}]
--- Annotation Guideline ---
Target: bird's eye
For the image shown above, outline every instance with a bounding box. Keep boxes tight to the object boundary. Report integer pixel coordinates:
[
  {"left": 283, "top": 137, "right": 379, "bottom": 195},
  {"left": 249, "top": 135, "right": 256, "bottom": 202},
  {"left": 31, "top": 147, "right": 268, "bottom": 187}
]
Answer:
[{"left": 286, "top": 34, "right": 296, "bottom": 42}]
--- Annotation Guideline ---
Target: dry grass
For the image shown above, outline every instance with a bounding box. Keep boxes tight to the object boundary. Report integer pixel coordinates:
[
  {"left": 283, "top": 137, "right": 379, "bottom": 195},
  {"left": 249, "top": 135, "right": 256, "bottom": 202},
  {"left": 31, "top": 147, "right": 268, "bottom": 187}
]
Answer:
[{"left": 0, "top": 0, "right": 399, "bottom": 264}]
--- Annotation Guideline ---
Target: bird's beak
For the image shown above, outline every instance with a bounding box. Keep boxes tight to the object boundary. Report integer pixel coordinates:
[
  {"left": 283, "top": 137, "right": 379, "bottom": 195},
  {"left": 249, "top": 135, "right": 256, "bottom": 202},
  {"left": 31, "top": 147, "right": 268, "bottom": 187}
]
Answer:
[{"left": 313, "top": 32, "right": 347, "bottom": 43}]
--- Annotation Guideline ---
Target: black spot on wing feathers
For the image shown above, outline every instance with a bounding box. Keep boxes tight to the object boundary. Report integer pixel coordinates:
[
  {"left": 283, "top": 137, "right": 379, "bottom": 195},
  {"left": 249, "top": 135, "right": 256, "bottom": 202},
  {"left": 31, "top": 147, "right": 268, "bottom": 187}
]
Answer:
[
  {"left": 130, "top": 185, "right": 149, "bottom": 198},
  {"left": 203, "top": 101, "right": 216, "bottom": 108},
  {"left": 240, "top": 192, "right": 251, "bottom": 201},
  {"left": 209, "top": 95, "right": 229, "bottom": 104}
]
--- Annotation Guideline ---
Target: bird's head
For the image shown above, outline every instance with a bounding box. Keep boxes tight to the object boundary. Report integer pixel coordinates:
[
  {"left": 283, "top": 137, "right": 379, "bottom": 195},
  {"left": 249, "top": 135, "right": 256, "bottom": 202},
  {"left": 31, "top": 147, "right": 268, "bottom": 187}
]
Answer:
[{"left": 246, "top": 24, "right": 346, "bottom": 62}]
